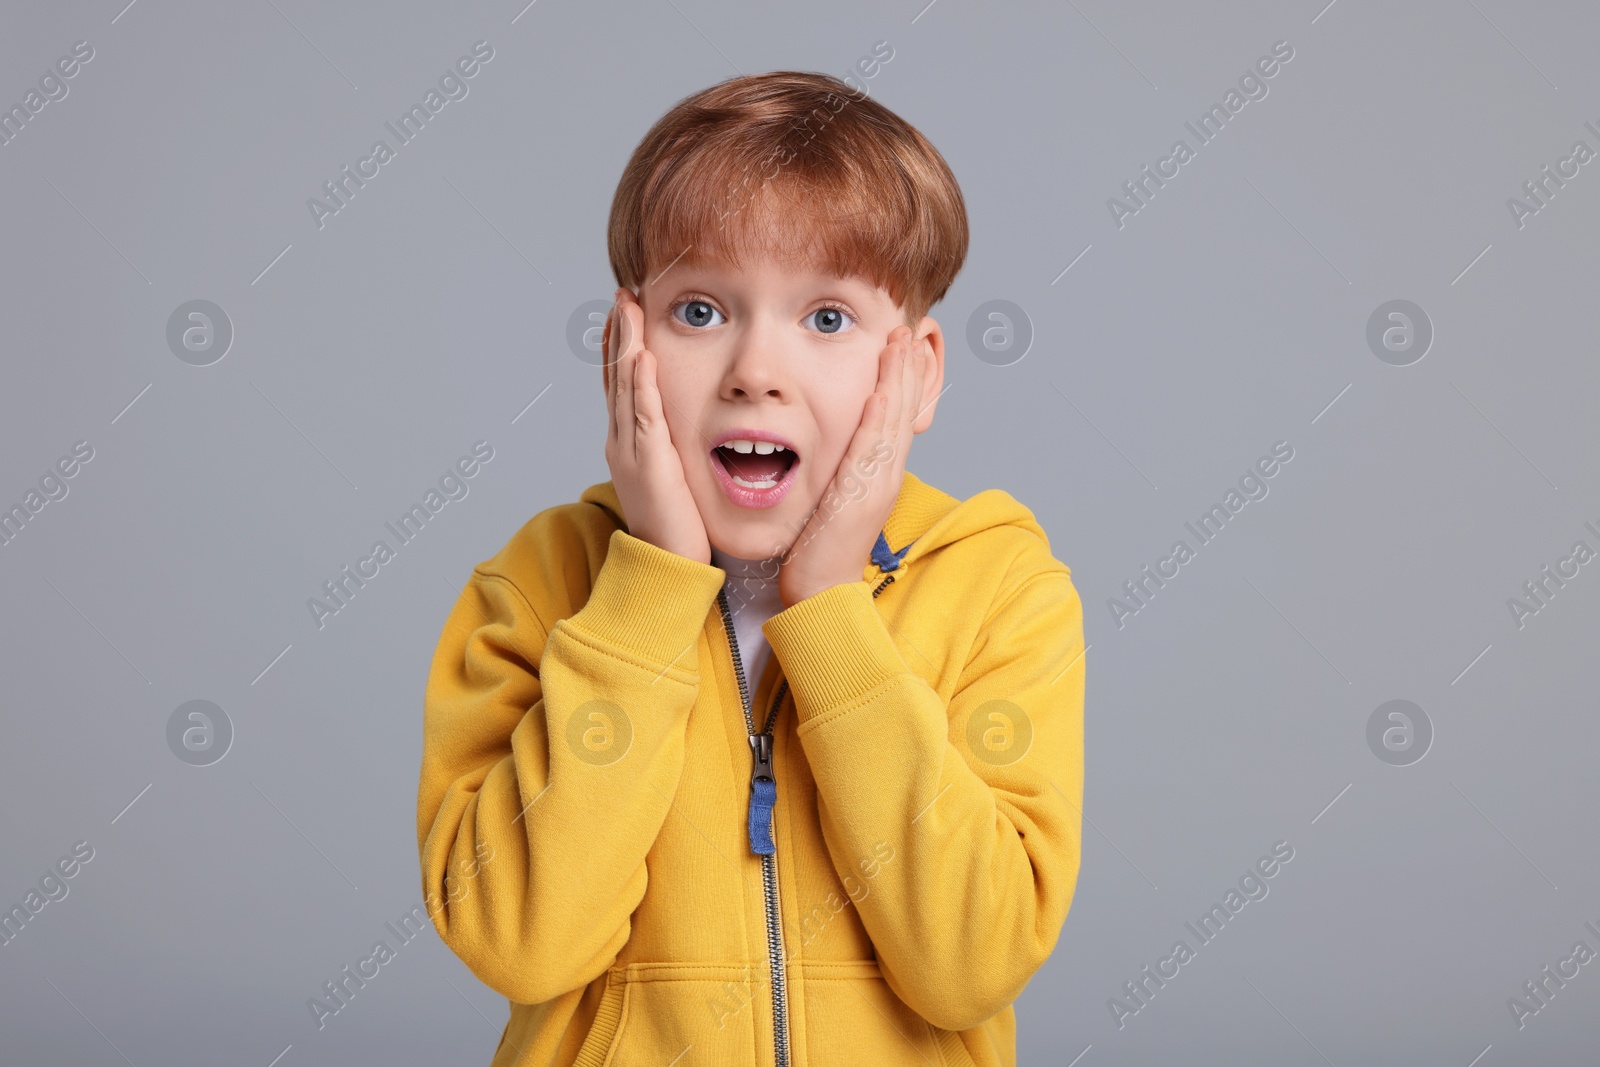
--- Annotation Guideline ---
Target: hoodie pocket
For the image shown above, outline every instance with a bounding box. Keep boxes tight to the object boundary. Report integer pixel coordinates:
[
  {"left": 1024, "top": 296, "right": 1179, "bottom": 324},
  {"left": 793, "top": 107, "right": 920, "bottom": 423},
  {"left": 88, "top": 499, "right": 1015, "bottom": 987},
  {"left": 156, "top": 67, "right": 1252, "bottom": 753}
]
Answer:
[
  {"left": 802, "top": 960, "right": 967, "bottom": 1065},
  {"left": 593, "top": 961, "right": 761, "bottom": 1065}
]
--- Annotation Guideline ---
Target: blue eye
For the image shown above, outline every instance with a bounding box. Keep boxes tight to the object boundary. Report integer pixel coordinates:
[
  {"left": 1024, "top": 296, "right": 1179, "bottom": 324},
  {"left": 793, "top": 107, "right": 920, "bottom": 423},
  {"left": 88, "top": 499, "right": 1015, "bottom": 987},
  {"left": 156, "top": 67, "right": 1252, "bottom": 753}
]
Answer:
[
  {"left": 673, "top": 299, "right": 724, "bottom": 328},
  {"left": 809, "top": 305, "right": 854, "bottom": 334}
]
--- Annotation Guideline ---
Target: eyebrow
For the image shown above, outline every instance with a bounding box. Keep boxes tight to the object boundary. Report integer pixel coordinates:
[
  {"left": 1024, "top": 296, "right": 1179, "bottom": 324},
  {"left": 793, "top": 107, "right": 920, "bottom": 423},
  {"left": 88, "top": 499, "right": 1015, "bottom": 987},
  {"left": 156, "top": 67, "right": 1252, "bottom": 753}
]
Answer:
[{"left": 662, "top": 276, "right": 880, "bottom": 303}]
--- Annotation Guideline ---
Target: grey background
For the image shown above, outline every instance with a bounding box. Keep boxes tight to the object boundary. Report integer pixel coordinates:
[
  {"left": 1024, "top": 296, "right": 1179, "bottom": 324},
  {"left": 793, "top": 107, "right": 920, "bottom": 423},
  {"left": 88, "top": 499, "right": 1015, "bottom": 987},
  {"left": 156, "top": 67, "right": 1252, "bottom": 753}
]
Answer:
[{"left": 2, "top": 0, "right": 1596, "bottom": 1063}]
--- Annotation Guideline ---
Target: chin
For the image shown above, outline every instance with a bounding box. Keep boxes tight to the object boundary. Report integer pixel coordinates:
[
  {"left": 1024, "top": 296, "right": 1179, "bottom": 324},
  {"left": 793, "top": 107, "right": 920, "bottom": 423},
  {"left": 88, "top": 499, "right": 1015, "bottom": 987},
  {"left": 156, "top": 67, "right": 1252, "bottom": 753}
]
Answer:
[
  {"left": 707, "top": 520, "right": 796, "bottom": 564},
  {"left": 693, "top": 477, "right": 807, "bottom": 563}
]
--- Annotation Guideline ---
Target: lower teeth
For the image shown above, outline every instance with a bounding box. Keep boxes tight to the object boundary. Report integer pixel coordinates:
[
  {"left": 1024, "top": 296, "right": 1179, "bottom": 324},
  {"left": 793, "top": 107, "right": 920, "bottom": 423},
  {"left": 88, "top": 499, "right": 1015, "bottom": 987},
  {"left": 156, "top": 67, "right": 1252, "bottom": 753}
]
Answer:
[{"left": 731, "top": 474, "right": 778, "bottom": 489}]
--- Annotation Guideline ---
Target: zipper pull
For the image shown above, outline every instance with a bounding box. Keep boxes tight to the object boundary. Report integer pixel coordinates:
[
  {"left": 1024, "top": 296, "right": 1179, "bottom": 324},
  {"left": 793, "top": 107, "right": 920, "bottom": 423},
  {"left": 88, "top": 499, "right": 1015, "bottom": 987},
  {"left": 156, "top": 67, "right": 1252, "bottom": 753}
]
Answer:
[{"left": 747, "top": 733, "right": 776, "bottom": 855}]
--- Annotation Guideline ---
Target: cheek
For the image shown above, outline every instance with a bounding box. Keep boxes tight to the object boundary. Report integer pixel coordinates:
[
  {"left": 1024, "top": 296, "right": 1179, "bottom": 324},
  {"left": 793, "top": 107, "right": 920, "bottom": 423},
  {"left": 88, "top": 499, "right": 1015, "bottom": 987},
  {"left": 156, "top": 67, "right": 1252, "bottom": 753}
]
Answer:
[
  {"left": 802, "top": 391, "right": 870, "bottom": 477},
  {"left": 651, "top": 364, "right": 710, "bottom": 463},
  {"left": 827, "top": 374, "right": 878, "bottom": 431}
]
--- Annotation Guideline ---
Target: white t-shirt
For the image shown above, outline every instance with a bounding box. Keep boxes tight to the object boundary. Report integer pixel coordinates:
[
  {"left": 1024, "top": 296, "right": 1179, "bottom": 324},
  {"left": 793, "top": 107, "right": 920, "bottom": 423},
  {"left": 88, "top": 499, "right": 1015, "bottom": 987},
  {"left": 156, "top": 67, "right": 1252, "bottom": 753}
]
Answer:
[{"left": 710, "top": 546, "right": 785, "bottom": 688}]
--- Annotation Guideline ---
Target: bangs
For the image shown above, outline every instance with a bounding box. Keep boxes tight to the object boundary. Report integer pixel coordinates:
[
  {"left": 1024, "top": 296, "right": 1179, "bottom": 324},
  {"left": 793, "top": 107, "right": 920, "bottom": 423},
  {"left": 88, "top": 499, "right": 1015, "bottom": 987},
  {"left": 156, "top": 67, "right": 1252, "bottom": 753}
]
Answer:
[
  {"left": 643, "top": 171, "right": 906, "bottom": 307},
  {"left": 608, "top": 72, "right": 967, "bottom": 327}
]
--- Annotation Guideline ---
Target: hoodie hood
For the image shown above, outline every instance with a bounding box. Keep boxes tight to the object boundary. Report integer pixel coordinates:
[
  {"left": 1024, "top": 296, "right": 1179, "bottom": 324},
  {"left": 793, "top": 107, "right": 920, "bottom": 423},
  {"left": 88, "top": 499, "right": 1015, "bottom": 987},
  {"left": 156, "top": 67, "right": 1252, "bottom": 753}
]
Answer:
[{"left": 578, "top": 468, "right": 1050, "bottom": 583}]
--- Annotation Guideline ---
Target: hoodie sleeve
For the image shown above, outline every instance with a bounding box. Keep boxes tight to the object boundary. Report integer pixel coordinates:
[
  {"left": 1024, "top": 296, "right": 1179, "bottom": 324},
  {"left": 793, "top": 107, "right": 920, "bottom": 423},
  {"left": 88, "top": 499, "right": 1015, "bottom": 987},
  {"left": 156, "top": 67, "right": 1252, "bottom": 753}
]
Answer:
[
  {"left": 762, "top": 557, "right": 1085, "bottom": 1032},
  {"left": 417, "top": 527, "right": 728, "bottom": 1005}
]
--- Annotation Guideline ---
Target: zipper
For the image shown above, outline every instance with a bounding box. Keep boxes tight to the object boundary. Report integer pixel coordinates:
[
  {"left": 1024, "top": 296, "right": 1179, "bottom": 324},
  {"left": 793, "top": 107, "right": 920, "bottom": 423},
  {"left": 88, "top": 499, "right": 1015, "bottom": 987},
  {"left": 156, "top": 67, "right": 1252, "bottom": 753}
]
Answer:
[
  {"left": 871, "top": 573, "right": 896, "bottom": 598},
  {"left": 717, "top": 586, "right": 792, "bottom": 1067}
]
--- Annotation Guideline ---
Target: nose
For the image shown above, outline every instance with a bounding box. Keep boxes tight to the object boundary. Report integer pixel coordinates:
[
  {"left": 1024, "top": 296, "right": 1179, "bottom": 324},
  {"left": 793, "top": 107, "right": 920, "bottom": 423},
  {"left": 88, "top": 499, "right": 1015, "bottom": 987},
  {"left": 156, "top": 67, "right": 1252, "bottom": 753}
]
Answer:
[{"left": 721, "top": 319, "right": 788, "bottom": 401}]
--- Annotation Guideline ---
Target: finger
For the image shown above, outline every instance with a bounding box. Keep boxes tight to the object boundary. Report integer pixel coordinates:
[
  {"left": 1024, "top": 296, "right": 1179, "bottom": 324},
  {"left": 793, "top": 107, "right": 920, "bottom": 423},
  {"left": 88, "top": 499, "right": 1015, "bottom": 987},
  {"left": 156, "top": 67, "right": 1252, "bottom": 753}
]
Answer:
[
  {"left": 635, "top": 348, "right": 665, "bottom": 439},
  {"left": 880, "top": 329, "right": 907, "bottom": 424},
  {"left": 608, "top": 294, "right": 636, "bottom": 387},
  {"left": 614, "top": 289, "right": 640, "bottom": 364},
  {"left": 871, "top": 387, "right": 891, "bottom": 446},
  {"left": 866, "top": 362, "right": 893, "bottom": 466},
  {"left": 872, "top": 331, "right": 906, "bottom": 460},
  {"left": 603, "top": 305, "right": 620, "bottom": 439},
  {"left": 616, "top": 290, "right": 645, "bottom": 440},
  {"left": 616, "top": 287, "right": 643, "bottom": 350},
  {"left": 839, "top": 387, "right": 888, "bottom": 496},
  {"left": 885, "top": 333, "right": 911, "bottom": 451},
  {"left": 877, "top": 326, "right": 910, "bottom": 385},
  {"left": 641, "top": 348, "right": 688, "bottom": 471},
  {"left": 909, "top": 337, "right": 926, "bottom": 427},
  {"left": 616, "top": 304, "right": 639, "bottom": 457},
  {"left": 902, "top": 336, "right": 921, "bottom": 432}
]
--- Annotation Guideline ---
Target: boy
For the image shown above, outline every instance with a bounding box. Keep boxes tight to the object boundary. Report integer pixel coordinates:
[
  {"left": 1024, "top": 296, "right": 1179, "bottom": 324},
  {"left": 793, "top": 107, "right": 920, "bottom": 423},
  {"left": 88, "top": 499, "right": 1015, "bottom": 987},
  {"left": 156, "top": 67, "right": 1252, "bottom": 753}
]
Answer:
[{"left": 417, "top": 70, "right": 1085, "bottom": 1067}]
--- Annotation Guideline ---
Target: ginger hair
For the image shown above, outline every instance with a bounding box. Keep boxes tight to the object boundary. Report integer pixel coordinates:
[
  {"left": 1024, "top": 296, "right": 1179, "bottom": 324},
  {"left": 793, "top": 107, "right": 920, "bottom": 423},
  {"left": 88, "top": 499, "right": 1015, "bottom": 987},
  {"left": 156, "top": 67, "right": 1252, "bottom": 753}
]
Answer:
[{"left": 607, "top": 70, "right": 968, "bottom": 327}]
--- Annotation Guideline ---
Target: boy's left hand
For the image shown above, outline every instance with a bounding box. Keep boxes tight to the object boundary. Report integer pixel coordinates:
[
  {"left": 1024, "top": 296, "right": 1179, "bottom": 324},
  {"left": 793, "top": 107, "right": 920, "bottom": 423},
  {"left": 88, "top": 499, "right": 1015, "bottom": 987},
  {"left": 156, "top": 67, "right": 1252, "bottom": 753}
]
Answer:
[{"left": 776, "top": 326, "right": 929, "bottom": 609}]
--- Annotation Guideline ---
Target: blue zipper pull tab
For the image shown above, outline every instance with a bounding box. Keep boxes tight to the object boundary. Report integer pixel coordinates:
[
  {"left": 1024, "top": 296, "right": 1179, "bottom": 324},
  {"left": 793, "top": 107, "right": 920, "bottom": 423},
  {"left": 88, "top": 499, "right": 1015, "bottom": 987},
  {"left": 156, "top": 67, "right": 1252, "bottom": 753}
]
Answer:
[{"left": 748, "top": 733, "right": 776, "bottom": 855}]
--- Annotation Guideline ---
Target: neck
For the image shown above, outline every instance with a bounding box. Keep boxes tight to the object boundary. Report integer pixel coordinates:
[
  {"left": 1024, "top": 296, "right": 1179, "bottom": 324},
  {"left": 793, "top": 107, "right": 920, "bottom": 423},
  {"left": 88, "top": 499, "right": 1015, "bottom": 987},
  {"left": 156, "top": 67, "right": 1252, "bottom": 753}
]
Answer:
[{"left": 710, "top": 545, "right": 779, "bottom": 582}]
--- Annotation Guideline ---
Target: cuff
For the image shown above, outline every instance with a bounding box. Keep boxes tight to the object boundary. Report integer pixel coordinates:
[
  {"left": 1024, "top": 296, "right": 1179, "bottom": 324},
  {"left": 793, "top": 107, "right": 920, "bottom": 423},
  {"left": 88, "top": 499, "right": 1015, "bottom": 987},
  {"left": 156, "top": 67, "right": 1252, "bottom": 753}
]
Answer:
[
  {"left": 567, "top": 528, "right": 727, "bottom": 673},
  {"left": 762, "top": 580, "right": 910, "bottom": 725}
]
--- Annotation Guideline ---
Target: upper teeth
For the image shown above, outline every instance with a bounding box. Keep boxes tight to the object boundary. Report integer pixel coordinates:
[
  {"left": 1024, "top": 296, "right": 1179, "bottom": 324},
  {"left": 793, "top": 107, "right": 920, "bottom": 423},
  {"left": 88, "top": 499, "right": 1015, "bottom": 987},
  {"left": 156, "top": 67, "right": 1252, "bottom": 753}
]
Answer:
[{"left": 724, "top": 439, "right": 784, "bottom": 454}]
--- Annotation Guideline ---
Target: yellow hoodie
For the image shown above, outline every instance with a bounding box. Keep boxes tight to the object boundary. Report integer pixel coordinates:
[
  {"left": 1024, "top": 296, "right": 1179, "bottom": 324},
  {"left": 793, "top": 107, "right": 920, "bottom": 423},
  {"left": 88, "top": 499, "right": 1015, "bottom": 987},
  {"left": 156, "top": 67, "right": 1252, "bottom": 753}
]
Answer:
[{"left": 417, "top": 469, "right": 1085, "bottom": 1067}]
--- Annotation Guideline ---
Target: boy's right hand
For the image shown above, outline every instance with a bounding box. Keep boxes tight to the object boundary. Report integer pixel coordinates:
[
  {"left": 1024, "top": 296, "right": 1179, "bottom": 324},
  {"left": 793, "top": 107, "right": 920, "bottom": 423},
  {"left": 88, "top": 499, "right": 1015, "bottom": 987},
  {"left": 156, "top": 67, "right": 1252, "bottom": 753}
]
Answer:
[{"left": 601, "top": 288, "right": 713, "bottom": 566}]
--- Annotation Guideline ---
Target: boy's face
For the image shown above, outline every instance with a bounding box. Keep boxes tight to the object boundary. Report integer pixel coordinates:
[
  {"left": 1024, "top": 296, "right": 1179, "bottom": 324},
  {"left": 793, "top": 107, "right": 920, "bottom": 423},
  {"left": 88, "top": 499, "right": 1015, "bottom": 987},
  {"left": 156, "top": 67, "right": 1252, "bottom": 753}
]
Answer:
[{"left": 626, "top": 250, "right": 944, "bottom": 563}]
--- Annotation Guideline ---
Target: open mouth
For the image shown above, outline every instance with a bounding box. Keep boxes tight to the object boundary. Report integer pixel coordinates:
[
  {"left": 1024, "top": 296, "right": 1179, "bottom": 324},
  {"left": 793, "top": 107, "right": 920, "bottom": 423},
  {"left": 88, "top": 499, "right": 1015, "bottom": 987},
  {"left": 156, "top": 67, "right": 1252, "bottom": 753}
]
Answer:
[{"left": 711, "top": 439, "right": 798, "bottom": 490}]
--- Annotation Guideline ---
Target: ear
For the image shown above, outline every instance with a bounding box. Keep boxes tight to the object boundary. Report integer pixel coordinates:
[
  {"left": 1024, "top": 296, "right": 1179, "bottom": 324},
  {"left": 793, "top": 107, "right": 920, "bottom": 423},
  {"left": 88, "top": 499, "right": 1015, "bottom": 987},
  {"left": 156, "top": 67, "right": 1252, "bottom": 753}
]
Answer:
[{"left": 910, "top": 316, "right": 945, "bottom": 434}]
